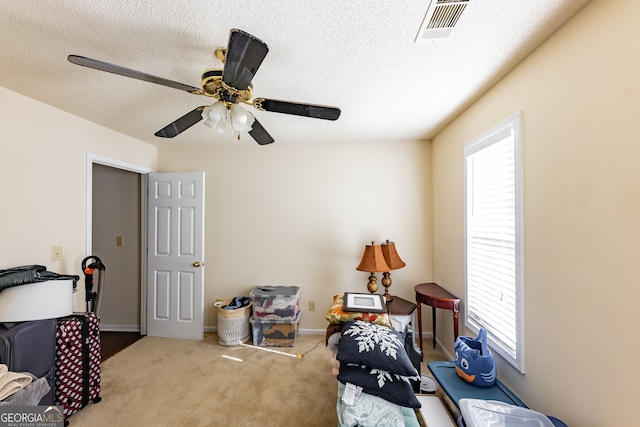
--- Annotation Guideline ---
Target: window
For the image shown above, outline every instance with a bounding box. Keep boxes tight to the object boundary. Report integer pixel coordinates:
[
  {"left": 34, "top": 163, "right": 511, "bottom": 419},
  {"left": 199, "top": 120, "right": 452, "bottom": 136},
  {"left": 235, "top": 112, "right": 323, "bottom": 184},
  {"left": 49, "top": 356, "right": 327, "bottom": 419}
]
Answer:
[{"left": 464, "top": 112, "right": 524, "bottom": 373}]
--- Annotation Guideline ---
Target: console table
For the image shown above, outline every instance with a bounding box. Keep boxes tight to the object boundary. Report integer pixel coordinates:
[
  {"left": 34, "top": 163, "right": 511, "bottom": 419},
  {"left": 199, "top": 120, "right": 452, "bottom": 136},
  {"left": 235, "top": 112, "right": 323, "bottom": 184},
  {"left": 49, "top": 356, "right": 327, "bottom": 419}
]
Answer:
[{"left": 415, "top": 283, "right": 460, "bottom": 355}]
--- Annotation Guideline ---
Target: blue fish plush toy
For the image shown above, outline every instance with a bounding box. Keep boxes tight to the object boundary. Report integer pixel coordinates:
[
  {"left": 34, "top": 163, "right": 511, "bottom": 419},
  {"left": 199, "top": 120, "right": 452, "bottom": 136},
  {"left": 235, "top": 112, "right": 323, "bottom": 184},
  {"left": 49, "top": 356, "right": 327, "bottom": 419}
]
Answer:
[{"left": 454, "top": 328, "right": 496, "bottom": 387}]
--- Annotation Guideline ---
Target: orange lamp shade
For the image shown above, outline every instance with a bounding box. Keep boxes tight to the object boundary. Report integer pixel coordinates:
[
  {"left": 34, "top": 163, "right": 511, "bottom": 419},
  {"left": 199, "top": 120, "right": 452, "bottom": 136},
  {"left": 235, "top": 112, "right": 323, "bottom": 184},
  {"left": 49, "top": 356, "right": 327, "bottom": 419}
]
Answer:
[
  {"left": 356, "top": 241, "right": 390, "bottom": 273},
  {"left": 380, "top": 240, "right": 406, "bottom": 270}
]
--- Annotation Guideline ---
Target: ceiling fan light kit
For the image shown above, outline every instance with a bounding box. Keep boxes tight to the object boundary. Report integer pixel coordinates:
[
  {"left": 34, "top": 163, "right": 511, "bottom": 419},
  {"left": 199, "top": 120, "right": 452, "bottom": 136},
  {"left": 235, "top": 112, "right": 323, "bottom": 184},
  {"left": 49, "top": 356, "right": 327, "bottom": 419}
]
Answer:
[
  {"left": 201, "top": 102, "right": 255, "bottom": 137},
  {"left": 201, "top": 102, "right": 228, "bottom": 133},
  {"left": 229, "top": 104, "right": 255, "bottom": 130},
  {"left": 68, "top": 29, "right": 341, "bottom": 145}
]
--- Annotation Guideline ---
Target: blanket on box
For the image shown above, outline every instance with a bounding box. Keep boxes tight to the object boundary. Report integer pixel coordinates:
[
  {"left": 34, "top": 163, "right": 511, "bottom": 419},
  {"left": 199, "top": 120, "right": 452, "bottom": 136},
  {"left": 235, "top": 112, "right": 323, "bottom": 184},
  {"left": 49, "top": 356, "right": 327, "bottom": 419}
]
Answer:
[
  {"left": 0, "top": 265, "right": 78, "bottom": 291},
  {"left": 0, "top": 364, "right": 32, "bottom": 401}
]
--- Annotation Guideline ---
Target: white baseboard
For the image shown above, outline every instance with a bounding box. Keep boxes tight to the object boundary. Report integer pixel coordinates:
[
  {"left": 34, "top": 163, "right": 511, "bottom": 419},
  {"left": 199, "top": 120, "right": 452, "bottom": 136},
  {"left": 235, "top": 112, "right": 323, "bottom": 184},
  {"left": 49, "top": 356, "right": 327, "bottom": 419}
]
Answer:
[
  {"left": 144, "top": 324, "right": 453, "bottom": 360},
  {"left": 204, "top": 325, "right": 453, "bottom": 359},
  {"left": 298, "top": 328, "right": 328, "bottom": 335},
  {"left": 429, "top": 334, "right": 454, "bottom": 360},
  {"left": 204, "top": 326, "right": 326, "bottom": 335}
]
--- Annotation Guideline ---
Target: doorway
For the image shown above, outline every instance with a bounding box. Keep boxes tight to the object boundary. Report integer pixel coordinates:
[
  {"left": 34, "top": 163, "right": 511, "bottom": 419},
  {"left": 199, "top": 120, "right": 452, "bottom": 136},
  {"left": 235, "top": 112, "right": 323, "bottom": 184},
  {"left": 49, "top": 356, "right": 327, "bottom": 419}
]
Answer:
[
  {"left": 92, "top": 163, "right": 141, "bottom": 331},
  {"left": 86, "top": 154, "right": 154, "bottom": 338},
  {"left": 86, "top": 155, "right": 205, "bottom": 343}
]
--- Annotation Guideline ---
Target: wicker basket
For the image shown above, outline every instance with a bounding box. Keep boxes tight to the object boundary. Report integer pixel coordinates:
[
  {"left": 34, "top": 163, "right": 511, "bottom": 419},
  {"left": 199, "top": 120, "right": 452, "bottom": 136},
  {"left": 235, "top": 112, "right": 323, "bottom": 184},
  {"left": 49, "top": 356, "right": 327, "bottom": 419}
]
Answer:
[{"left": 215, "top": 299, "right": 252, "bottom": 346}]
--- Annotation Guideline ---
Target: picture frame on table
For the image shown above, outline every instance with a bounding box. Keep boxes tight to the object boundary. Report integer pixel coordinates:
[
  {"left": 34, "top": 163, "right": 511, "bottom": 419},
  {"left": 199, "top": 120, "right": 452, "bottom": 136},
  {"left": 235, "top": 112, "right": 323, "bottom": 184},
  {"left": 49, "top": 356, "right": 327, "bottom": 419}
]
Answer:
[{"left": 343, "top": 292, "right": 387, "bottom": 313}]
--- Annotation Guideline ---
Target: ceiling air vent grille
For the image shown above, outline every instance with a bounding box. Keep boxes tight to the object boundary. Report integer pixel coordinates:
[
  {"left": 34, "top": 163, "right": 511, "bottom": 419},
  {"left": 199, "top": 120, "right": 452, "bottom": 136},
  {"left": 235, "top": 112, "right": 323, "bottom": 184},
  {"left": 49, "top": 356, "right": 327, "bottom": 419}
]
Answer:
[{"left": 415, "top": 0, "right": 469, "bottom": 41}]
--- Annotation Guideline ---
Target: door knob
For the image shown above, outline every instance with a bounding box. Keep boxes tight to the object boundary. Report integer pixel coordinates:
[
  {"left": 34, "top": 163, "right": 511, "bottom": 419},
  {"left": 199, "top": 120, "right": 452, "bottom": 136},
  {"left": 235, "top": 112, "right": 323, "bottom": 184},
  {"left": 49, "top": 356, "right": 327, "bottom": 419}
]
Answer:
[{"left": 193, "top": 261, "right": 202, "bottom": 268}]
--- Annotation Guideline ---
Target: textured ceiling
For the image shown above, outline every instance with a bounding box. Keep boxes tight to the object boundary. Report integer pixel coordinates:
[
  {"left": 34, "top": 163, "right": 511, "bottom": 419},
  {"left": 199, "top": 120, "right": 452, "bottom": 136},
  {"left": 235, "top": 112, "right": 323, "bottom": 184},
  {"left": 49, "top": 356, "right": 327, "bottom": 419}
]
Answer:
[{"left": 1, "top": 1, "right": 591, "bottom": 147}]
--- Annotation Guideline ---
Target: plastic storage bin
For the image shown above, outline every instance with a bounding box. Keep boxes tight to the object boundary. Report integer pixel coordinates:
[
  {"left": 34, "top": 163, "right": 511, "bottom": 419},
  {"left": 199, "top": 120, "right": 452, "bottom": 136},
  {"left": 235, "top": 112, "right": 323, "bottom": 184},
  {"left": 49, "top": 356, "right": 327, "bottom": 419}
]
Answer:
[
  {"left": 459, "top": 399, "right": 556, "bottom": 427},
  {"left": 249, "top": 286, "right": 300, "bottom": 321},
  {"left": 250, "top": 311, "right": 301, "bottom": 347}
]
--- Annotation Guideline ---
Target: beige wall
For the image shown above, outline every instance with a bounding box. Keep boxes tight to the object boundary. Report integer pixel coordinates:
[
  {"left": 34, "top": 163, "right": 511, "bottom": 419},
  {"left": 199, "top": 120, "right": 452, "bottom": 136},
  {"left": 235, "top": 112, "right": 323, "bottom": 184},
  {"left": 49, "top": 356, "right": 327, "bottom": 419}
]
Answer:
[
  {"left": 0, "top": 86, "right": 157, "bottom": 310},
  {"left": 432, "top": 0, "right": 638, "bottom": 425},
  {"left": 158, "top": 140, "right": 433, "bottom": 329},
  {"left": 0, "top": 83, "right": 433, "bottom": 330},
  {"left": 6, "top": 1, "right": 634, "bottom": 422}
]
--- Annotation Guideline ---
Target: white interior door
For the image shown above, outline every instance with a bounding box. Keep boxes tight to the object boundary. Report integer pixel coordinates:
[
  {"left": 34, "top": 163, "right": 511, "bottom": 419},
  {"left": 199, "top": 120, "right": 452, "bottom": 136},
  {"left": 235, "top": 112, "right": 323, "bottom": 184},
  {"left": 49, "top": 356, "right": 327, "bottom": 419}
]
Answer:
[{"left": 147, "top": 172, "right": 205, "bottom": 340}]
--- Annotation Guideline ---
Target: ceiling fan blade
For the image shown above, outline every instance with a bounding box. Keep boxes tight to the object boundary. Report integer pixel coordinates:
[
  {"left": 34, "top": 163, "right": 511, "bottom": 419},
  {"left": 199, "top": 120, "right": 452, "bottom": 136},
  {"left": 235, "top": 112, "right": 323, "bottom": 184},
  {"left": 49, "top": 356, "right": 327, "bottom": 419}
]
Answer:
[
  {"left": 248, "top": 119, "right": 275, "bottom": 145},
  {"left": 222, "top": 29, "right": 269, "bottom": 91},
  {"left": 68, "top": 55, "right": 202, "bottom": 94},
  {"left": 155, "top": 107, "right": 205, "bottom": 138},
  {"left": 254, "top": 98, "right": 341, "bottom": 121}
]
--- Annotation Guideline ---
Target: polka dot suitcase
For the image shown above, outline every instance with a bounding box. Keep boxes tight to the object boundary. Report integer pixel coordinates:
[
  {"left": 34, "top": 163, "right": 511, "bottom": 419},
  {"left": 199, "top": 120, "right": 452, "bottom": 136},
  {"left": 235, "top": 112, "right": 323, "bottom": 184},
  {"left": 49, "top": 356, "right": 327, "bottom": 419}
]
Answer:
[{"left": 55, "top": 313, "right": 102, "bottom": 420}]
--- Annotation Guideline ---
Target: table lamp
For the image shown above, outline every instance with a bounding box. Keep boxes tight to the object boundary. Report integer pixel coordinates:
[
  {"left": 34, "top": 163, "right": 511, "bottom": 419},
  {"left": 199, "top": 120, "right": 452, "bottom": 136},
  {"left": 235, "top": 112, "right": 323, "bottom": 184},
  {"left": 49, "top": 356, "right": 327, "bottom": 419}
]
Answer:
[
  {"left": 380, "top": 239, "right": 406, "bottom": 302},
  {"left": 356, "top": 241, "right": 390, "bottom": 294}
]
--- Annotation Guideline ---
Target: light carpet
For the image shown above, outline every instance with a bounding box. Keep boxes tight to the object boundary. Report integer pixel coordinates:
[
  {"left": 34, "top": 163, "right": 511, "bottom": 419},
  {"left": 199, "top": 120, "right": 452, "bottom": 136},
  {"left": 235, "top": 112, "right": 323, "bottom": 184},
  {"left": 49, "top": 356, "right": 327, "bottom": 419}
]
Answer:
[{"left": 66, "top": 332, "right": 446, "bottom": 427}]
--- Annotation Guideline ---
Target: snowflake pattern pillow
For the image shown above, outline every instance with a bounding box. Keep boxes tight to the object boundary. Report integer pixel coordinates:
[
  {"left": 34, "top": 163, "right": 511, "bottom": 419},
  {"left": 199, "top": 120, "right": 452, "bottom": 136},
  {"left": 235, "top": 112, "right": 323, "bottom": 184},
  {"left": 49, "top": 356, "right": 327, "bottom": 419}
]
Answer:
[
  {"left": 337, "top": 320, "right": 419, "bottom": 377},
  {"left": 338, "top": 364, "right": 421, "bottom": 409}
]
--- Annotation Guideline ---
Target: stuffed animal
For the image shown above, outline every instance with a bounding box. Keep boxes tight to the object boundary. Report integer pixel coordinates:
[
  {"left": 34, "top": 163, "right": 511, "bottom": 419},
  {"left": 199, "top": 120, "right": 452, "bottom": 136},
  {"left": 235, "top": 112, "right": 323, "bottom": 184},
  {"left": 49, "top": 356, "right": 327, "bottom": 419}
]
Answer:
[{"left": 454, "top": 328, "right": 496, "bottom": 387}]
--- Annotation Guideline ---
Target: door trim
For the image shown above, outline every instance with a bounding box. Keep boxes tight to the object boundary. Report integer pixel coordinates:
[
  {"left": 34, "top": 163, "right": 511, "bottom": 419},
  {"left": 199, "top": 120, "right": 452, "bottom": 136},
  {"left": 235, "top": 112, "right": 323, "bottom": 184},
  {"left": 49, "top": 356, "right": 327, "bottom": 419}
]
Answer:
[{"left": 86, "top": 153, "right": 154, "bottom": 334}]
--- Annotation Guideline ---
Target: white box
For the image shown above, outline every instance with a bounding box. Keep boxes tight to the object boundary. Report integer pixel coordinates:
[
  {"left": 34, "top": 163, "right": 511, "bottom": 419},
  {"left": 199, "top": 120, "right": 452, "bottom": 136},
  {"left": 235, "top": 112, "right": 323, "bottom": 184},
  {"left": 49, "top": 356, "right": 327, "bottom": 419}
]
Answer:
[
  {"left": 416, "top": 394, "right": 456, "bottom": 427},
  {"left": 0, "top": 279, "right": 74, "bottom": 321}
]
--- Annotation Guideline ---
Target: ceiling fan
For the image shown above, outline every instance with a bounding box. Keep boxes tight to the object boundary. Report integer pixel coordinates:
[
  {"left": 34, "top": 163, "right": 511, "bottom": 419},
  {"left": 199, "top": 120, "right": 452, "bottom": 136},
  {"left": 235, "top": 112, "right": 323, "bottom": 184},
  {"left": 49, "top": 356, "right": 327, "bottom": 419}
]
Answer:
[{"left": 67, "top": 29, "right": 341, "bottom": 145}]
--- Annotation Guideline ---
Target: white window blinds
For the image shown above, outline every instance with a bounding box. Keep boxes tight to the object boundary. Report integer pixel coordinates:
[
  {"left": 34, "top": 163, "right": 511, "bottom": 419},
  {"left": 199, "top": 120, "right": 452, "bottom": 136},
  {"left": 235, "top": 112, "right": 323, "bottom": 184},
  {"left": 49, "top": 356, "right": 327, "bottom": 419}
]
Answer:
[{"left": 464, "top": 112, "right": 524, "bottom": 372}]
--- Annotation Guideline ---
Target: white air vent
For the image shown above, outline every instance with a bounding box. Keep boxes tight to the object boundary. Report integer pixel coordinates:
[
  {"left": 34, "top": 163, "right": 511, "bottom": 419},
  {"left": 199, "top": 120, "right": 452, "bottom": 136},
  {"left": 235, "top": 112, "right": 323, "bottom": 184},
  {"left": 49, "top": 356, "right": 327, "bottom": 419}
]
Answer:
[{"left": 415, "top": 0, "right": 469, "bottom": 41}]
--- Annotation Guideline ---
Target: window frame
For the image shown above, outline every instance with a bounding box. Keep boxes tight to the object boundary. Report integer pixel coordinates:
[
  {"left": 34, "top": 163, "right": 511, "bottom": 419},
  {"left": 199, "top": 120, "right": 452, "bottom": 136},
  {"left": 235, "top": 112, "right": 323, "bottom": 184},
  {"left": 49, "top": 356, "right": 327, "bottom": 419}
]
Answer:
[{"left": 463, "top": 111, "right": 524, "bottom": 373}]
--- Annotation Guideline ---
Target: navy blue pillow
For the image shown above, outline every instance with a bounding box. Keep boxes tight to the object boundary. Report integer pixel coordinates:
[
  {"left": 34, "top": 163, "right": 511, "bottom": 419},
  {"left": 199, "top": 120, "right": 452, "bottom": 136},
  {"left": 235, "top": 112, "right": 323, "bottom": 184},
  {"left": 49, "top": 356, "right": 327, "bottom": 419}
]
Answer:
[
  {"left": 338, "top": 320, "right": 419, "bottom": 377},
  {"left": 338, "top": 364, "right": 421, "bottom": 408}
]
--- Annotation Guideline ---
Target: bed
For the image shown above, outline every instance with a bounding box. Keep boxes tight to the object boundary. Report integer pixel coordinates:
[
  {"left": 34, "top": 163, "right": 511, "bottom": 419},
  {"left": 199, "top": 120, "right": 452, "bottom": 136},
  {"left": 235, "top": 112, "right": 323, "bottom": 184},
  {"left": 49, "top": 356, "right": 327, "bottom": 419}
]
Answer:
[{"left": 325, "top": 294, "right": 424, "bottom": 427}]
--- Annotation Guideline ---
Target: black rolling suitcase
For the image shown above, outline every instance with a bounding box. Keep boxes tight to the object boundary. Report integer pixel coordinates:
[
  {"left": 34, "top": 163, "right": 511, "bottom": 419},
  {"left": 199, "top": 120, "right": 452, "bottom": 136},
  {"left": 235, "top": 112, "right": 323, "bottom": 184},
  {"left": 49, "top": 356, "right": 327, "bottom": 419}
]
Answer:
[
  {"left": 55, "top": 312, "right": 102, "bottom": 419},
  {"left": 0, "top": 318, "right": 57, "bottom": 405}
]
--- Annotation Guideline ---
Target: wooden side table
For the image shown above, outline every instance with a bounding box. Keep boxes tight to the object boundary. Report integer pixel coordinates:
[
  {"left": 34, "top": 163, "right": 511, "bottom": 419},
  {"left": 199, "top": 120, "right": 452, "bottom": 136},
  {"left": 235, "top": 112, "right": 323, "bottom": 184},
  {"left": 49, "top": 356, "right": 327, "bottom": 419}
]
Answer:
[
  {"left": 415, "top": 283, "right": 460, "bottom": 356},
  {"left": 385, "top": 295, "right": 417, "bottom": 333}
]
